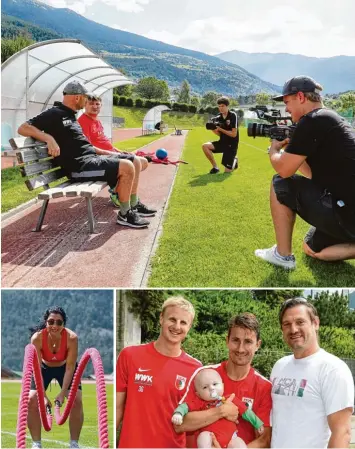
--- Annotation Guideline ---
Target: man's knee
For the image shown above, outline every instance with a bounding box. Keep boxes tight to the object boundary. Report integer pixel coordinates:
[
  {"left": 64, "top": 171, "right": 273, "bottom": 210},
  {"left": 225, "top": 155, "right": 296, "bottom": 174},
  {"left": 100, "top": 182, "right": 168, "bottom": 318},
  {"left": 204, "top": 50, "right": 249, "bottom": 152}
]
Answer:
[
  {"left": 139, "top": 157, "right": 148, "bottom": 171},
  {"left": 28, "top": 391, "right": 38, "bottom": 410},
  {"left": 202, "top": 143, "right": 211, "bottom": 152},
  {"left": 118, "top": 159, "right": 135, "bottom": 177},
  {"left": 302, "top": 241, "right": 318, "bottom": 258}
]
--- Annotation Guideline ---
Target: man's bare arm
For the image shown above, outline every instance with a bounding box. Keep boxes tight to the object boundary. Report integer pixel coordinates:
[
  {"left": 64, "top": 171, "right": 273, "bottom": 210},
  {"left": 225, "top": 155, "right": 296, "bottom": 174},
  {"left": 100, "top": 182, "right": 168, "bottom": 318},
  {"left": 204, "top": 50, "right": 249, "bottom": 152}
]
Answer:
[
  {"left": 327, "top": 408, "right": 352, "bottom": 448},
  {"left": 247, "top": 427, "right": 271, "bottom": 448},
  {"left": 94, "top": 146, "right": 121, "bottom": 156},
  {"left": 18, "top": 122, "right": 60, "bottom": 157},
  {"left": 174, "top": 394, "right": 239, "bottom": 434},
  {"left": 216, "top": 127, "right": 237, "bottom": 138},
  {"left": 297, "top": 160, "right": 312, "bottom": 178},
  {"left": 116, "top": 391, "right": 127, "bottom": 429}
]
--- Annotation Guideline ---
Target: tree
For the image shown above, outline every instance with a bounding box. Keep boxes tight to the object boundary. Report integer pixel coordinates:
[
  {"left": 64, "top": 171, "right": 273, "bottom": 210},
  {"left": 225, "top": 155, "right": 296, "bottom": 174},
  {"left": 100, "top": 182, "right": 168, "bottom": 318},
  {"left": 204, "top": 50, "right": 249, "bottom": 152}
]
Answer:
[
  {"left": 252, "top": 290, "right": 303, "bottom": 309},
  {"left": 201, "top": 91, "right": 219, "bottom": 108},
  {"left": 178, "top": 80, "right": 191, "bottom": 104},
  {"left": 339, "top": 93, "right": 355, "bottom": 112},
  {"left": 135, "top": 77, "right": 169, "bottom": 100},
  {"left": 308, "top": 291, "right": 355, "bottom": 329},
  {"left": 1, "top": 35, "right": 34, "bottom": 63},
  {"left": 255, "top": 92, "right": 270, "bottom": 106},
  {"left": 114, "top": 84, "right": 133, "bottom": 97},
  {"left": 190, "top": 96, "right": 200, "bottom": 108},
  {"left": 229, "top": 97, "right": 239, "bottom": 107}
]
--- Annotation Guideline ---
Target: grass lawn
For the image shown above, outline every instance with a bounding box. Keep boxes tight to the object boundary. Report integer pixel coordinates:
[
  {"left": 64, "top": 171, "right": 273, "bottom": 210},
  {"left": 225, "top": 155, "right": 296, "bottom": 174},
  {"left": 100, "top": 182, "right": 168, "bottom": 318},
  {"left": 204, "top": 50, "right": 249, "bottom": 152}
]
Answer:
[
  {"left": 148, "top": 127, "right": 355, "bottom": 287},
  {"left": 1, "top": 134, "right": 166, "bottom": 213},
  {"left": 113, "top": 106, "right": 208, "bottom": 129},
  {"left": 1, "top": 381, "right": 114, "bottom": 448}
]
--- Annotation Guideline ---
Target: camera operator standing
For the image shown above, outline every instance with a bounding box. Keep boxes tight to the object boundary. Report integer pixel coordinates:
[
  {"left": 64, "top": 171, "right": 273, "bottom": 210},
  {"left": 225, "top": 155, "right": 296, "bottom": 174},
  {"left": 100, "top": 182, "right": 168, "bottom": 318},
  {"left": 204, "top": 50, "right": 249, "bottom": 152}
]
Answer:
[
  {"left": 255, "top": 75, "right": 355, "bottom": 269},
  {"left": 202, "top": 97, "right": 239, "bottom": 174}
]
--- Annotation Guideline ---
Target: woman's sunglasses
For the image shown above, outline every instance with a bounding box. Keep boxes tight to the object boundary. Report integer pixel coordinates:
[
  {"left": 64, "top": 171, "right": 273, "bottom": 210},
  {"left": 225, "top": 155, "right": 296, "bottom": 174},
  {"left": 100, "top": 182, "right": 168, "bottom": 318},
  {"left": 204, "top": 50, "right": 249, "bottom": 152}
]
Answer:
[{"left": 47, "top": 319, "right": 63, "bottom": 326}]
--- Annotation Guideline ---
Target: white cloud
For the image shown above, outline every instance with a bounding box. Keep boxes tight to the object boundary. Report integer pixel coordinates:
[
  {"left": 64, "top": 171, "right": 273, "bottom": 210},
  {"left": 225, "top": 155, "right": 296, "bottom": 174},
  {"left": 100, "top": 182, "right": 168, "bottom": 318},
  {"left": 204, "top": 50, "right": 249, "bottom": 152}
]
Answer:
[{"left": 99, "top": 0, "right": 150, "bottom": 13}]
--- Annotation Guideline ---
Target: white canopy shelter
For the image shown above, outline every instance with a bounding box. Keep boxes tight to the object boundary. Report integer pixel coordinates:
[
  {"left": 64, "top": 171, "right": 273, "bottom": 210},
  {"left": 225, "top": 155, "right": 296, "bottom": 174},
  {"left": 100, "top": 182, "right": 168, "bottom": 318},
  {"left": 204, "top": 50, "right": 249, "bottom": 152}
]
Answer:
[
  {"left": 142, "top": 105, "right": 170, "bottom": 133},
  {"left": 1, "top": 39, "right": 134, "bottom": 149}
]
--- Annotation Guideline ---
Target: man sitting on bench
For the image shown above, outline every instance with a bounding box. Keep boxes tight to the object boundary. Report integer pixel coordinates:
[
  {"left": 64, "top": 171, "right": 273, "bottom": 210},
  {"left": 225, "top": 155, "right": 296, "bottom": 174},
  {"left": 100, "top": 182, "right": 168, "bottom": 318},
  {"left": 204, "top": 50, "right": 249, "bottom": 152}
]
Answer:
[
  {"left": 18, "top": 80, "right": 156, "bottom": 229},
  {"left": 78, "top": 93, "right": 152, "bottom": 210}
]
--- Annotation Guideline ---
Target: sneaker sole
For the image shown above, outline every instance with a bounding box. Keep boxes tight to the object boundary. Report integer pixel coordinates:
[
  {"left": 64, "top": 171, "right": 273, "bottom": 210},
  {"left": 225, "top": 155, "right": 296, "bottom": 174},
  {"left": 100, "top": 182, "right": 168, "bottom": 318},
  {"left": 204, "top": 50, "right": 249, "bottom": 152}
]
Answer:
[
  {"left": 116, "top": 218, "right": 149, "bottom": 228},
  {"left": 255, "top": 252, "right": 296, "bottom": 270},
  {"left": 136, "top": 212, "right": 156, "bottom": 217}
]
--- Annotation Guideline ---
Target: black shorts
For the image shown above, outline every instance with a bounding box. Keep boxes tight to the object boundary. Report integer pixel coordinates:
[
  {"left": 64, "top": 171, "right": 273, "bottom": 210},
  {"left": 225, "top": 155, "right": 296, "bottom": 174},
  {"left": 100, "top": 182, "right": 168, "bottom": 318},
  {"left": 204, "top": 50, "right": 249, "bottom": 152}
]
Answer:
[
  {"left": 211, "top": 141, "right": 238, "bottom": 169},
  {"left": 71, "top": 154, "right": 135, "bottom": 189},
  {"left": 273, "top": 174, "right": 355, "bottom": 252},
  {"left": 30, "top": 362, "right": 82, "bottom": 391}
]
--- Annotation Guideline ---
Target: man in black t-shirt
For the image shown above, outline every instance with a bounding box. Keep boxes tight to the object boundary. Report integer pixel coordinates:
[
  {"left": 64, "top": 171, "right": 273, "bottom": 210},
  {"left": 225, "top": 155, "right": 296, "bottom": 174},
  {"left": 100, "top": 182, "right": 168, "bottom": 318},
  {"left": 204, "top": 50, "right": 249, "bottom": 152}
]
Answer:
[
  {"left": 202, "top": 96, "right": 239, "bottom": 174},
  {"left": 17, "top": 81, "right": 156, "bottom": 229},
  {"left": 255, "top": 76, "right": 355, "bottom": 269}
]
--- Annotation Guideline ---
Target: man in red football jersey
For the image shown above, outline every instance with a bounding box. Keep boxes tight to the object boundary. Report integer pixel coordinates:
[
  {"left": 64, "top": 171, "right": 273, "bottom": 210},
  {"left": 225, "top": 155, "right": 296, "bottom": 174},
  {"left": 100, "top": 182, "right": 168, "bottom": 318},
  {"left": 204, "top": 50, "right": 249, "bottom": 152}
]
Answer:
[
  {"left": 116, "top": 296, "right": 202, "bottom": 448},
  {"left": 78, "top": 94, "right": 155, "bottom": 214},
  {"left": 175, "top": 313, "right": 272, "bottom": 448}
]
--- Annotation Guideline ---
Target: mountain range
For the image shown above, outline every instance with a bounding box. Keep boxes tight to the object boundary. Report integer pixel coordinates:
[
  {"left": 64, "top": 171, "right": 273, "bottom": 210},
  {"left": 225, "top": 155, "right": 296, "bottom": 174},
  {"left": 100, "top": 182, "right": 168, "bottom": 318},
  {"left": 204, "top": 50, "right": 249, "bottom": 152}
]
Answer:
[
  {"left": 1, "top": 0, "right": 280, "bottom": 96},
  {"left": 2, "top": 0, "right": 354, "bottom": 95},
  {"left": 216, "top": 50, "right": 355, "bottom": 94}
]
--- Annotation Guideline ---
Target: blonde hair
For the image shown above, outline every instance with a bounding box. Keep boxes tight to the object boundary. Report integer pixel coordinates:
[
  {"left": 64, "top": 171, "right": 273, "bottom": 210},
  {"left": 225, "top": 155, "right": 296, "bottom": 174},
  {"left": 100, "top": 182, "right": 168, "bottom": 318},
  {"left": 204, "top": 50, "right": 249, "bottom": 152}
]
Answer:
[
  {"left": 304, "top": 92, "right": 323, "bottom": 104},
  {"left": 161, "top": 296, "right": 195, "bottom": 320}
]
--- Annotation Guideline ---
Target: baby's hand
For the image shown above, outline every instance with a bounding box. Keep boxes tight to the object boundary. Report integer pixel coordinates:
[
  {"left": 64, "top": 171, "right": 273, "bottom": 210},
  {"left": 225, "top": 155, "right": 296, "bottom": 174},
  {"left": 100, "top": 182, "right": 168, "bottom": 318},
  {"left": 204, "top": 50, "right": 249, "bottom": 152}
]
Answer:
[
  {"left": 171, "top": 413, "right": 183, "bottom": 425},
  {"left": 257, "top": 425, "right": 265, "bottom": 435}
]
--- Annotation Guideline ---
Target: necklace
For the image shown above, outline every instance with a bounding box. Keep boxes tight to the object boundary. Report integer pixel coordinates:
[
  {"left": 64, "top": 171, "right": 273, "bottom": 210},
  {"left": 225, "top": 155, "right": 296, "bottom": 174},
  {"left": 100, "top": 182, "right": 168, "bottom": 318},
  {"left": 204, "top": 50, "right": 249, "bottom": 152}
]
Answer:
[{"left": 48, "top": 332, "right": 60, "bottom": 351}]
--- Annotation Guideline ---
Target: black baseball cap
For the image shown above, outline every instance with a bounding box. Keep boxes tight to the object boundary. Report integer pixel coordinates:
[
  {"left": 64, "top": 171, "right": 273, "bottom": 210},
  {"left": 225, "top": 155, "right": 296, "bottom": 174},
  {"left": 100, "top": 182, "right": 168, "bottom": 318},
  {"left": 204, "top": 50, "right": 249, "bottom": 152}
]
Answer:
[{"left": 273, "top": 76, "right": 323, "bottom": 101}]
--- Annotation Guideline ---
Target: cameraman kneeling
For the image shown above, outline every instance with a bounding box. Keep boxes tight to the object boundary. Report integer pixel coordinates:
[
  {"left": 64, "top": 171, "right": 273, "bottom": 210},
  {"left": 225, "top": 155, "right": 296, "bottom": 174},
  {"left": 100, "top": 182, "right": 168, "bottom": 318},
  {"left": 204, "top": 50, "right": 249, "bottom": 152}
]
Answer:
[
  {"left": 255, "top": 75, "right": 355, "bottom": 269},
  {"left": 202, "top": 96, "right": 239, "bottom": 174}
]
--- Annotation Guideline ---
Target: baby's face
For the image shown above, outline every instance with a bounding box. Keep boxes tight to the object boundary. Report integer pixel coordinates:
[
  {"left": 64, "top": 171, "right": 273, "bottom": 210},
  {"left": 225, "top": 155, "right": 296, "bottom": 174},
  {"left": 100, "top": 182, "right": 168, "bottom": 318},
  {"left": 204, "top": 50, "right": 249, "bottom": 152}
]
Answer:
[{"left": 194, "top": 369, "right": 224, "bottom": 402}]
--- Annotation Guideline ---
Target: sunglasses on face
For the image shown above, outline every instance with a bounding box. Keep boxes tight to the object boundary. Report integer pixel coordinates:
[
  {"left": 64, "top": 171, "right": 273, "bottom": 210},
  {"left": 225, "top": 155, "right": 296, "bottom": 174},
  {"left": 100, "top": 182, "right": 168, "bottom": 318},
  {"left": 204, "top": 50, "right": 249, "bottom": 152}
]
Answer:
[{"left": 47, "top": 319, "right": 63, "bottom": 326}]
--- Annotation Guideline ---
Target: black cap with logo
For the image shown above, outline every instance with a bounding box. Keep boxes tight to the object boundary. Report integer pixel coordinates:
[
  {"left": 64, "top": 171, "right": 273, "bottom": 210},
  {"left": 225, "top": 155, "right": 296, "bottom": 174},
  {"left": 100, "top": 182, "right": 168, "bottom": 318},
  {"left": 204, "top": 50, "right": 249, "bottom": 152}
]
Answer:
[{"left": 273, "top": 76, "right": 323, "bottom": 101}]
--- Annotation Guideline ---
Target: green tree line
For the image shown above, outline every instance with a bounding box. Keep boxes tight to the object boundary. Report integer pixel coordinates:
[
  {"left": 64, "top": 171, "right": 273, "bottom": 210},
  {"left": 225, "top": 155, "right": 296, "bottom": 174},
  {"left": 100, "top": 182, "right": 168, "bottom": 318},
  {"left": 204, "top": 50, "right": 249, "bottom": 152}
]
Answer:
[{"left": 123, "top": 290, "right": 355, "bottom": 378}]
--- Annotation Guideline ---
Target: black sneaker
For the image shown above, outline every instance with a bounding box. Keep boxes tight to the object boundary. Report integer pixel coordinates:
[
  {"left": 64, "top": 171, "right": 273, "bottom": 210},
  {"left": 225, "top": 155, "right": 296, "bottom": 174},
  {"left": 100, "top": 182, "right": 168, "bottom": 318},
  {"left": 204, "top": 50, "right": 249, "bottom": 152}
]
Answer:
[
  {"left": 132, "top": 201, "right": 157, "bottom": 217},
  {"left": 116, "top": 209, "right": 149, "bottom": 228},
  {"left": 209, "top": 167, "right": 220, "bottom": 174}
]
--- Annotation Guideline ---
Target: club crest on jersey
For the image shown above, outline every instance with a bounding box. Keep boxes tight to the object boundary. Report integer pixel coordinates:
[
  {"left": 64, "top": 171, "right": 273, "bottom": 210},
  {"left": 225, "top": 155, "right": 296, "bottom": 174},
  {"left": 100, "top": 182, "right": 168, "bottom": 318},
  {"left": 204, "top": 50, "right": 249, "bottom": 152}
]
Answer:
[
  {"left": 175, "top": 375, "right": 187, "bottom": 390},
  {"left": 226, "top": 120, "right": 230, "bottom": 125},
  {"left": 242, "top": 397, "right": 254, "bottom": 409},
  {"left": 62, "top": 119, "right": 72, "bottom": 126}
]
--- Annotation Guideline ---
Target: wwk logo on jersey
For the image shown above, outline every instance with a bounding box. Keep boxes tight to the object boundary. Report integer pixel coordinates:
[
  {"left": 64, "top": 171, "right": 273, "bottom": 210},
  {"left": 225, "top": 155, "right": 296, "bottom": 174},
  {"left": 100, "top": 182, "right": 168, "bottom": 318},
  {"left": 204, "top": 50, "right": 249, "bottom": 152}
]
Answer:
[
  {"left": 175, "top": 375, "right": 187, "bottom": 390},
  {"left": 134, "top": 372, "right": 153, "bottom": 386}
]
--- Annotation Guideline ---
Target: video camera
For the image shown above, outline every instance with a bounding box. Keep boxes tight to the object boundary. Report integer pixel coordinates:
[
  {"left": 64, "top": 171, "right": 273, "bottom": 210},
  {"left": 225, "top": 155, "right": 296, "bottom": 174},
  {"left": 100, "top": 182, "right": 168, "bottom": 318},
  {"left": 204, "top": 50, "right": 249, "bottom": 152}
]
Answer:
[
  {"left": 247, "top": 106, "right": 295, "bottom": 141},
  {"left": 206, "top": 115, "right": 223, "bottom": 131}
]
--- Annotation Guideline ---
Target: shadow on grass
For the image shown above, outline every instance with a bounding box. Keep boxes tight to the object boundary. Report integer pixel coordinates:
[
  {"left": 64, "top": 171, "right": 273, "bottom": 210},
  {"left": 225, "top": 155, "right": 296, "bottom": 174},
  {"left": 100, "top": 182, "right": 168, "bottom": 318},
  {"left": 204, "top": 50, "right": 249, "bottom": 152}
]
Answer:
[
  {"left": 189, "top": 172, "right": 233, "bottom": 187},
  {"left": 258, "top": 254, "right": 355, "bottom": 287},
  {"left": 302, "top": 254, "right": 355, "bottom": 287}
]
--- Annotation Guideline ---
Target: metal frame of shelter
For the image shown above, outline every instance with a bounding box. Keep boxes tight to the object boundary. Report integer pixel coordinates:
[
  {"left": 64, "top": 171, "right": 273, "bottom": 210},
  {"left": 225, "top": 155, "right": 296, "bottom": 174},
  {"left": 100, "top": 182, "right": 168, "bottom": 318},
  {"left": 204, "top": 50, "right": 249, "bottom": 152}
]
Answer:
[
  {"left": 142, "top": 105, "right": 170, "bottom": 135},
  {"left": 1, "top": 38, "right": 134, "bottom": 149}
]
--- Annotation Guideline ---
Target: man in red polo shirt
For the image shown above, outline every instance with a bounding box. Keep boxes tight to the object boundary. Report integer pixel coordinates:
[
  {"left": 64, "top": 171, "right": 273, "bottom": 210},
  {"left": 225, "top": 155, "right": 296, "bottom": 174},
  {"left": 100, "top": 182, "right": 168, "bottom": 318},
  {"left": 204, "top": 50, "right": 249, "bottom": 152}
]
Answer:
[
  {"left": 116, "top": 296, "right": 205, "bottom": 448},
  {"left": 78, "top": 94, "right": 155, "bottom": 215},
  {"left": 175, "top": 313, "right": 272, "bottom": 448}
]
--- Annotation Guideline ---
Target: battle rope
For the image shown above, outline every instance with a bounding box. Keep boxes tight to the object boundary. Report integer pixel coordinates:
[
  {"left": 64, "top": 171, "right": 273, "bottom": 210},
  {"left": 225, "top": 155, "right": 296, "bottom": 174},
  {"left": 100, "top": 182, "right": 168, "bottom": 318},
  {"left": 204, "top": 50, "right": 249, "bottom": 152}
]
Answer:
[{"left": 16, "top": 344, "right": 109, "bottom": 448}]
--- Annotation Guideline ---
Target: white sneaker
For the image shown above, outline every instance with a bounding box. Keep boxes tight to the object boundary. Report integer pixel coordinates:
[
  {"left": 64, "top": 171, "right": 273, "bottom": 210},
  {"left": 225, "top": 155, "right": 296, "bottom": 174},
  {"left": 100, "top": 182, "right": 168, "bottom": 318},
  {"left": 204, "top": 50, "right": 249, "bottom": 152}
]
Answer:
[
  {"left": 32, "top": 443, "right": 42, "bottom": 448},
  {"left": 255, "top": 244, "right": 296, "bottom": 270},
  {"left": 69, "top": 442, "right": 80, "bottom": 448}
]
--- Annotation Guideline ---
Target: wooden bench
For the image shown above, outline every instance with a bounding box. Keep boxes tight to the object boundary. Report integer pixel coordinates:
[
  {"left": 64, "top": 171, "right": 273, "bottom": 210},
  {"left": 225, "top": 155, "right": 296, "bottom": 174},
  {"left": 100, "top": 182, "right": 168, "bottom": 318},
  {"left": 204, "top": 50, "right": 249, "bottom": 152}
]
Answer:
[{"left": 9, "top": 137, "right": 108, "bottom": 233}]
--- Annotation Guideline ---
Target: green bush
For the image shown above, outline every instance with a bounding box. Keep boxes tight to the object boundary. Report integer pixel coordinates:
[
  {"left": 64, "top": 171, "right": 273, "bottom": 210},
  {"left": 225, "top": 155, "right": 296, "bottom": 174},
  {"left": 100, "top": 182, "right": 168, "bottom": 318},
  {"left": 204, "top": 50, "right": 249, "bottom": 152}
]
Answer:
[
  {"left": 113, "top": 94, "right": 119, "bottom": 106},
  {"left": 199, "top": 107, "right": 205, "bottom": 114},
  {"left": 118, "top": 96, "right": 127, "bottom": 106},
  {"left": 126, "top": 98, "right": 134, "bottom": 107},
  {"left": 135, "top": 98, "right": 144, "bottom": 108},
  {"left": 188, "top": 105, "right": 197, "bottom": 113}
]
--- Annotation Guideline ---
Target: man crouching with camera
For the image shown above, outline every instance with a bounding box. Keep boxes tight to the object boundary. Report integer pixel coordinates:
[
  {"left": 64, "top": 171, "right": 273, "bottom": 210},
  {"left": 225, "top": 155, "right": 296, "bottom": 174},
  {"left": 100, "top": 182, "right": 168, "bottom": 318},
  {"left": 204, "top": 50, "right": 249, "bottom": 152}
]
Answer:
[
  {"left": 202, "top": 96, "right": 239, "bottom": 174},
  {"left": 255, "top": 75, "right": 355, "bottom": 269}
]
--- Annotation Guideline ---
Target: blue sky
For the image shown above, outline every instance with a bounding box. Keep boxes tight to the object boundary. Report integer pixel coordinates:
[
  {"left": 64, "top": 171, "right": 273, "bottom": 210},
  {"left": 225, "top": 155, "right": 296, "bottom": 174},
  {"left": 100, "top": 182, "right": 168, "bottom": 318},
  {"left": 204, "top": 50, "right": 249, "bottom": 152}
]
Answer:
[{"left": 39, "top": 0, "right": 355, "bottom": 57}]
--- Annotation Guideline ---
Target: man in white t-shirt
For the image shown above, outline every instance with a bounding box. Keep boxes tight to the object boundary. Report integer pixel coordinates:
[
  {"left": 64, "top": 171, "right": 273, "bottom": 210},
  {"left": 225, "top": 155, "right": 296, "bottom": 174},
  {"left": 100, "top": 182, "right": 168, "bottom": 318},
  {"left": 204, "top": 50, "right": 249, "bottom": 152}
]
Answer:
[{"left": 271, "top": 297, "right": 354, "bottom": 448}]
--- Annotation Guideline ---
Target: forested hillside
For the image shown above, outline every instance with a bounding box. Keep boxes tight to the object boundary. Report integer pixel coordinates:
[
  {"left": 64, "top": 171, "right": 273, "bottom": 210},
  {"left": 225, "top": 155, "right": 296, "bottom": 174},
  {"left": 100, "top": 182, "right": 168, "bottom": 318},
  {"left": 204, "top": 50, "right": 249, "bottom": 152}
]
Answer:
[{"left": 1, "top": 290, "right": 114, "bottom": 374}]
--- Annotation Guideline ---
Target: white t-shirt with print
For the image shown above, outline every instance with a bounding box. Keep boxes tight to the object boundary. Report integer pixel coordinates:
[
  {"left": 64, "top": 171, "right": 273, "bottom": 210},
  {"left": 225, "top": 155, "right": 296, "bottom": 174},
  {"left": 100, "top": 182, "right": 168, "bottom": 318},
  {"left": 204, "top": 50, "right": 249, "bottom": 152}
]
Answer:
[{"left": 270, "top": 348, "right": 354, "bottom": 448}]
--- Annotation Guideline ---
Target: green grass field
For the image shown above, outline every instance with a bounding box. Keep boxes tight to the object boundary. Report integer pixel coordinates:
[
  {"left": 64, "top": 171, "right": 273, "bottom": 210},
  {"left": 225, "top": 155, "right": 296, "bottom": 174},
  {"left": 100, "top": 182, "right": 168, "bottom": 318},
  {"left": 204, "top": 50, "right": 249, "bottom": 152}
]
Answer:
[
  {"left": 148, "top": 126, "right": 355, "bottom": 287},
  {"left": 1, "top": 381, "right": 114, "bottom": 448}
]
